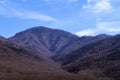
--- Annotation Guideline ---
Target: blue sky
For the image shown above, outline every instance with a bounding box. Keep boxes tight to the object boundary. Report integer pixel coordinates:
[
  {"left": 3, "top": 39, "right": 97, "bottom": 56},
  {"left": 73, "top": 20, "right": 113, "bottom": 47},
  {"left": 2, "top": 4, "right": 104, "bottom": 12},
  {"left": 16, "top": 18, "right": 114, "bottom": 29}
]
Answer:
[{"left": 0, "top": 0, "right": 120, "bottom": 37}]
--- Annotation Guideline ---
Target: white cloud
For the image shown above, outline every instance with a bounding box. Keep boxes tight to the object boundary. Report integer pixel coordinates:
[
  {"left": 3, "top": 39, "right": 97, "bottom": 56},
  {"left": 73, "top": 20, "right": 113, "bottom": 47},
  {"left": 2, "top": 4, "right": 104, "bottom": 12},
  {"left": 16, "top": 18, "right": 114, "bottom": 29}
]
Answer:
[
  {"left": 83, "top": 0, "right": 113, "bottom": 14},
  {"left": 75, "top": 29, "right": 96, "bottom": 36},
  {"left": 0, "top": 0, "right": 57, "bottom": 21},
  {"left": 75, "top": 21, "right": 120, "bottom": 36},
  {"left": 93, "top": 0, "right": 113, "bottom": 13},
  {"left": 22, "top": 11, "right": 57, "bottom": 21},
  {"left": 97, "top": 21, "right": 120, "bottom": 32}
]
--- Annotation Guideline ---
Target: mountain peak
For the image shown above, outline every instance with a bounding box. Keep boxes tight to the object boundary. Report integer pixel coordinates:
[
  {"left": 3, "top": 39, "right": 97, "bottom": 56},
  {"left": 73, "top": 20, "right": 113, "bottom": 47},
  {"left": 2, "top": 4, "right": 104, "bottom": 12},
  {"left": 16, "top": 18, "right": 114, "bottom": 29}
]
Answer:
[
  {"left": 28, "top": 26, "right": 54, "bottom": 31},
  {"left": 95, "top": 34, "right": 110, "bottom": 39},
  {"left": 9, "top": 26, "right": 79, "bottom": 57},
  {"left": 5, "top": 26, "right": 120, "bottom": 80},
  {"left": 96, "top": 34, "right": 110, "bottom": 37}
]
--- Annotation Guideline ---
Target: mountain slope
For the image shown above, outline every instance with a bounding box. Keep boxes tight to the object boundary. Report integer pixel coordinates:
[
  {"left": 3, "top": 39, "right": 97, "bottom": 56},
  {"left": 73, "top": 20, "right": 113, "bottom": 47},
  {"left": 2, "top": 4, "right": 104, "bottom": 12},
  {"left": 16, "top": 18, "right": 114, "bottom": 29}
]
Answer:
[
  {"left": 1, "top": 36, "right": 89, "bottom": 80},
  {"left": 0, "top": 36, "right": 67, "bottom": 76},
  {"left": 52, "top": 34, "right": 110, "bottom": 61},
  {"left": 8, "top": 26, "right": 118, "bottom": 80},
  {"left": 9, "top": 26, "right": 79, "bottom": 57},
  {"left": 9, "top": 27, "right": 110, "bottom": 58},
  {"left": 0, "top": 36, "right": 110, "bottom": 80},
  {"left": 58, "top": 35, "right": 120, "bottom": 80}
]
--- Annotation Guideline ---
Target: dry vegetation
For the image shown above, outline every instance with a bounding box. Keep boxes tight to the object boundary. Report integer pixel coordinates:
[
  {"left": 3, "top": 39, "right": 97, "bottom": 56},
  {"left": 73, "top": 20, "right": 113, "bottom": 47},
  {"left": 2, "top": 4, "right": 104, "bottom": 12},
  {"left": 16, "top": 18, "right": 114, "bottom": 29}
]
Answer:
[
  {"left": 0, "top": 72, "right": 111, "bottom": 80},
  {"left": 0, "top": 28, "right": 119, "bottom": 80}
]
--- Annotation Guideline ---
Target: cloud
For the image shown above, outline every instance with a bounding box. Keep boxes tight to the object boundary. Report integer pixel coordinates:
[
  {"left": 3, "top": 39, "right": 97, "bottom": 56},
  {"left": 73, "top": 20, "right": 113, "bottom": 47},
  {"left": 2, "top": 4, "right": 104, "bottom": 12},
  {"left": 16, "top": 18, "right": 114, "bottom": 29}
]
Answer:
[
  {"left": 75, "top": 29, "right": 96, "bottom": 36},
  {"left": 0, "top": 0, "right": 57, "bottom": 21},
  {"left": 20, "top": 11, "right": 57, "bottom": 21},
  {"left": 75, "top": 21, "right": 120, "bottom": 36},
  {"left": 93, "top": 0, "right": 112, "bottom": 13},
  {"left": 83, "top": 0, "right": 113, "bottom": 14},
  {"left": 97, "top": 21, "right": 120, "bottom": 32}
]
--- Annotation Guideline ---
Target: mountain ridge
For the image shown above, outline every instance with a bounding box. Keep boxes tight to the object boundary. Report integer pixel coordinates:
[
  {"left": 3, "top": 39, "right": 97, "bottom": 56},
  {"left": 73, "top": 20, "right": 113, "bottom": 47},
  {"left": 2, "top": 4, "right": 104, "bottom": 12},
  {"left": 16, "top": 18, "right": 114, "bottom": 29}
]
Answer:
[
  {"left": 9, "top": 26, "right": 80, "bottom": 57},
  {"left": 0, "top": 28, "right": 111, "bottom": 80},
  {"left": 2, "top": 26, "right": 119, "bottom": 80}
]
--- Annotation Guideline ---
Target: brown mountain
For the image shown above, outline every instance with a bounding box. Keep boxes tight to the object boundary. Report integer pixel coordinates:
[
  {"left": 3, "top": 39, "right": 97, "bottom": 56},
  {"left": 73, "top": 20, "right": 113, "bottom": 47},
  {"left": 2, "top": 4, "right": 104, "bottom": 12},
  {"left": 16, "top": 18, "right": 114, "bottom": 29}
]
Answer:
[
  {"left": 57, "top": 35, "right": 120, "bottom": 80},
  {"left": 0, "top": 36, "right": 78, "bottom": 80},
  {"left": 52, "top": 34, "right": 110, "bottom": 61},
  {"left": 0, "top": 35, "right": 109, "bottom": 80},
  {"left": 9, "top": 26, "right": 119, "bottom": 80},
  {"left": 9, "top": 26, "right": 79, "bottom": 57}
]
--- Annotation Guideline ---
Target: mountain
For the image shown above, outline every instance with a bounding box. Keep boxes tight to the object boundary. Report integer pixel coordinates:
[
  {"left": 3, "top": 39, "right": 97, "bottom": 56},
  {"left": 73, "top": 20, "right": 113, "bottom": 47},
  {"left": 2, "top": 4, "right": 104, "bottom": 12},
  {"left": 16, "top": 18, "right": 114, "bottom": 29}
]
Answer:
[
  {"left": 52, "top": 34, "right": 110, "bottom": 62},
  {"left": 9, "top": 27, "right": 110, "bottom": 58},
  {"left": 0, "top": 36, "right": 77, "bottom": 80},
  {"left": 57, "top": 35, "right": 120, "bottom": 80},
  {"left": 9, "top": 26, "right": 79, "bottom": 57},
  {"left": 0, "top": 36, "right": 109, "bottom": 80},
  {"left": 9, "top": 26, "right": 119, "bottom": 80}
]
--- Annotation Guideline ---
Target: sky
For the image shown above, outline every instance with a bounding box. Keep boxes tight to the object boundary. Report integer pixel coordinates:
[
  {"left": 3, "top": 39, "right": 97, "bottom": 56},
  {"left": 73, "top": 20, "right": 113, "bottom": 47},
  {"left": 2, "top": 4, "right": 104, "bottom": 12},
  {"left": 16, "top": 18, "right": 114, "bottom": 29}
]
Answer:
[{"left": 0, "top": 0, "right": 120, "bottom": 37}]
